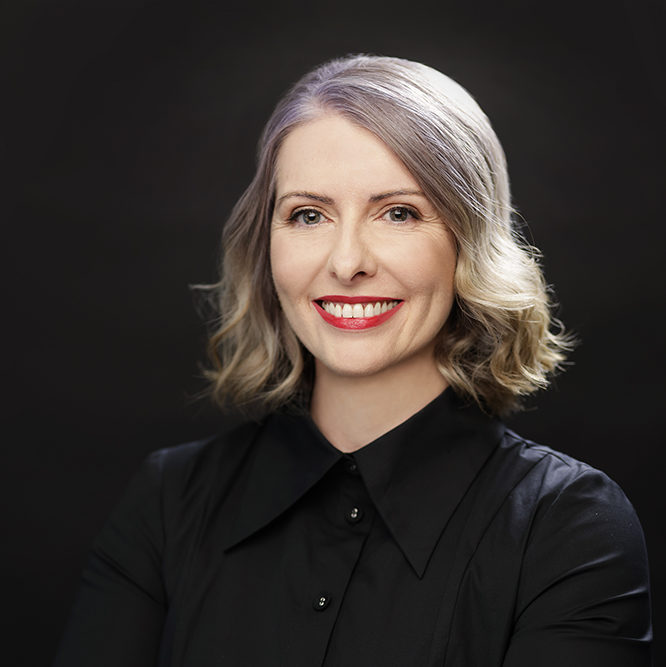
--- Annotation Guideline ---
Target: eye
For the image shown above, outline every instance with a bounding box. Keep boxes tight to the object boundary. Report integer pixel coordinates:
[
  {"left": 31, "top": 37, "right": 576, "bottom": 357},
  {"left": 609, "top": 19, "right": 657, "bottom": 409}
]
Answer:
[
  {"left": 289, "top": 208, "right": 324, "bottom": 225},
  {"left": 384, "top": 206, "right": 421, "bottom": 223}
]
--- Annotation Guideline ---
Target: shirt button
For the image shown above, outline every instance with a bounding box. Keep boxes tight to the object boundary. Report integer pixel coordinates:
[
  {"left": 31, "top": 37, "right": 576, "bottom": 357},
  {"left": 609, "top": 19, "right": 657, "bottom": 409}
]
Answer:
[
  {"left": 313, "top": 594, "right": 331, "bottom": 611},
  {"left": 346, "top": 506, "right": 363, "bottom": 523},
  {"left": 345, "top": 458, "right": 358, "bottom": 474}
]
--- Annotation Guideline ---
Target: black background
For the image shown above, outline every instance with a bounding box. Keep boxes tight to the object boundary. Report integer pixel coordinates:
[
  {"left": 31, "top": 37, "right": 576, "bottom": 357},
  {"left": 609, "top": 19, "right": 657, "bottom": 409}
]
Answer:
[{"left": 4, "top": 1, "right": 664, "bottom": 664}]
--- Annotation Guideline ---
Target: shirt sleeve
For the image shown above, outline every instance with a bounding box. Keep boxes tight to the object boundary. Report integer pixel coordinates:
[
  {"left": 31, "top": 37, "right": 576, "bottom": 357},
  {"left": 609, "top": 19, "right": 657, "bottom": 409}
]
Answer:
[
  {"left": 53, "top": 450, "right": 168, "bottom": 667},
  {"left": 503, "top": 466, "right": 652, "bottom": 666}
]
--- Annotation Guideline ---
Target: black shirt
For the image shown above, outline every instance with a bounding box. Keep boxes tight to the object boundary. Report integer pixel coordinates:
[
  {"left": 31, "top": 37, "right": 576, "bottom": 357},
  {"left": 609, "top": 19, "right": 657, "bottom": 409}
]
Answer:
[{"left": 54, "top": 390, "right": 652, "bottom": 666}]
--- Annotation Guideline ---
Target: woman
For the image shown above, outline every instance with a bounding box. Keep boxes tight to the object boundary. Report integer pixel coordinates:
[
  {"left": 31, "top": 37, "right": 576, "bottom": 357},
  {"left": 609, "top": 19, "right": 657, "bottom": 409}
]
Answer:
[{"left": 54, "top": 55, "right": 652, "bottom": 666}]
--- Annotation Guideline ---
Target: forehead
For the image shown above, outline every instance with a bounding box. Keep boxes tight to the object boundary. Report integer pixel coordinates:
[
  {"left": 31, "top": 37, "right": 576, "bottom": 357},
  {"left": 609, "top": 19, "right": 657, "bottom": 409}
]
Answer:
[{"left": 274, "top": 114, "right": 419, "bottom": 195}]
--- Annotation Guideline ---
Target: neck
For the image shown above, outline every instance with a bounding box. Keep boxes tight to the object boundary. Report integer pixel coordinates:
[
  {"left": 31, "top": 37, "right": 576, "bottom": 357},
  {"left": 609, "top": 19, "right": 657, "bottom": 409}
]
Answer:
[{"left": 310, "top": 353, "right": 448, "bottom": 453}]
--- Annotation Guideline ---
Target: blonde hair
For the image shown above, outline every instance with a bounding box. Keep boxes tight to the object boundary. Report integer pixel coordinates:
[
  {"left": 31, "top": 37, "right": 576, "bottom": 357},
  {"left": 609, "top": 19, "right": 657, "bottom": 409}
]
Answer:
[{"left": 204, "top": 54, "right": 572, "bottom": 416}]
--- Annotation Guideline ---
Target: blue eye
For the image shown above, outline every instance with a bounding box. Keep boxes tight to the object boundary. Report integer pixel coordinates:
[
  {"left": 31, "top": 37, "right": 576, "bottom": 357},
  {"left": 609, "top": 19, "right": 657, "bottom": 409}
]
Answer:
[
  {"left": 290, "top": 209, "right": 323, "bottom": 225},
  {"left": 386, "top": 206, "right": 420, "bottom": 223}
]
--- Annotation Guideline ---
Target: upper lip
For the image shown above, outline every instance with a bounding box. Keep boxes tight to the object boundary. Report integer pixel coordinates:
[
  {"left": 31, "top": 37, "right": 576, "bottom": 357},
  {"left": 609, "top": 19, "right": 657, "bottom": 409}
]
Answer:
[{"left": 315, "top": 295, "right": 402, "bottom": 304}]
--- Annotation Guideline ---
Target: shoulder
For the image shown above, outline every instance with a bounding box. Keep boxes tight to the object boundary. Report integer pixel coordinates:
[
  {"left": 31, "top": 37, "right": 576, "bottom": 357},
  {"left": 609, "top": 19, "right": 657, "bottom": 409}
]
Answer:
[
  {"left": 498, "top": 428, "right": 636, "bottom": 515},
  {"left": 467, "top": 427, "right": 647, "bottom": 570},
  {"left": 98, "top": 417, "right": 268, "bottom": 587},
  {"left": 488, "top": 431, "right": 653, "bottom": 661},
  {"left": 140, "top": 417, "right": 266, "bottom": 492},
  {"left": 114, "top": 417, "right": 267, "bottom": 545},
  {"left": 496, "top": 430, "right": 651, "bottom": 644}
]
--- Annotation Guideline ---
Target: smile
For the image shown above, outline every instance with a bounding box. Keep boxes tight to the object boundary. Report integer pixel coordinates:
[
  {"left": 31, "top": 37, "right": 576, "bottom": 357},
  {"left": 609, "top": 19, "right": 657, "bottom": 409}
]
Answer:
[{"left": 313, "top": 297, "right": 403, "bottom": 330}]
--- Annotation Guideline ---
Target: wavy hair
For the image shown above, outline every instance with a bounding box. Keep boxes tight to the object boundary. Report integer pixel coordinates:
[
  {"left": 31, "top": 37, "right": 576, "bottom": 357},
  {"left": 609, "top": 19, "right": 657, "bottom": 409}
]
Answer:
[{"left": 204, "top": 54, "right": 572, "bottom": 416}]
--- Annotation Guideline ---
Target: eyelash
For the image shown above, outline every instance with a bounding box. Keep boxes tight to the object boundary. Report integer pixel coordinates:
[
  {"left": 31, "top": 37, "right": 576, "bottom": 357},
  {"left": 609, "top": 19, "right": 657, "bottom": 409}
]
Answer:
[{"left": 287, "top": 206, "right": 422, "bottom": 226}]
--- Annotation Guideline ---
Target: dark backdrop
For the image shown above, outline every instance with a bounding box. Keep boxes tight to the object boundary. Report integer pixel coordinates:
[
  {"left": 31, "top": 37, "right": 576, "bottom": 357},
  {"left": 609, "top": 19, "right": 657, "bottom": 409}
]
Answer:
[{"left": 4, "top": 1, "right": 664, "bottom": 665}]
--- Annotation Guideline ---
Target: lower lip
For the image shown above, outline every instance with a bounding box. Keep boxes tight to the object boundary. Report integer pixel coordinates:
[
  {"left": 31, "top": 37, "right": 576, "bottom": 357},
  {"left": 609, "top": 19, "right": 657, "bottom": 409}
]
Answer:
[{"left": 313, "top": 301, "right": 404, "bottom": 330}]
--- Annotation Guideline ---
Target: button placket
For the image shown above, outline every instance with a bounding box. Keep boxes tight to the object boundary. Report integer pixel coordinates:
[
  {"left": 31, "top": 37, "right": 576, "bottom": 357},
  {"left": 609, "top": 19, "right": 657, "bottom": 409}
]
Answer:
[{"left": 340, "top": 456, "right": 365, "bottom": 526}]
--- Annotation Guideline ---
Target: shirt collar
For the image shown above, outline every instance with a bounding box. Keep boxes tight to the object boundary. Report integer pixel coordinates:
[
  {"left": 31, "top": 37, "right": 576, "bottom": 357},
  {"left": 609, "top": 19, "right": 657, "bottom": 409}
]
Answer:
[
  {"left": 353, "top": 389, "right": 504, "bottom": 577},
  {"left": 221, "top": 409, "right": 342, "bottom": 551},
  {"left": 222, "top": 389, "right": 504, "bottom": 578}
]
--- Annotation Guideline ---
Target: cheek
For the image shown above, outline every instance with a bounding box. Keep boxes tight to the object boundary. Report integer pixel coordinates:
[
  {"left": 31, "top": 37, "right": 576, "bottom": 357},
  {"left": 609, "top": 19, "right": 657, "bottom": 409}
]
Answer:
[
  {"left": 393, "top": 235, "right": 457, "bottom": 297},
  {"left": 270, "top": 233, "right": 311, "bottom": 304},
  {"left": 270, "top": 234, "right": 290, "bottom": 289}
]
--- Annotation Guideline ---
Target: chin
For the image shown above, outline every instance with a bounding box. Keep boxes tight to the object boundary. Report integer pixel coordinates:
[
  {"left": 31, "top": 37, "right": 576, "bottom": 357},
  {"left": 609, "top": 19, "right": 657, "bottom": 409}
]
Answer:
[{"left": 315, "top": 353, "right": 403, "bottom": 380}]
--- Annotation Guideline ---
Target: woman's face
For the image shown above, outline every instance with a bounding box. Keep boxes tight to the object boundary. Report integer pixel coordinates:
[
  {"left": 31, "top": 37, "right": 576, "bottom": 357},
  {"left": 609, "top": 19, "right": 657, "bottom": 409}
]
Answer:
[{"left": 270, "top": 113, "right": 457, "bottom": 382}]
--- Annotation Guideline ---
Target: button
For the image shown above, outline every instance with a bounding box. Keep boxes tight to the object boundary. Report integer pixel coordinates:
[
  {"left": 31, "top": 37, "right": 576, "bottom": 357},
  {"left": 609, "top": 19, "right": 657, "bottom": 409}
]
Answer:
[
  {"left": 343, "top": 455, "right": 358, "bottom": 474},
  {"left": 345, "top": 506, "right": 363, "bottom": 524},
  {"left": 313, "top": 594, "right": 331, "bottom": 611}
]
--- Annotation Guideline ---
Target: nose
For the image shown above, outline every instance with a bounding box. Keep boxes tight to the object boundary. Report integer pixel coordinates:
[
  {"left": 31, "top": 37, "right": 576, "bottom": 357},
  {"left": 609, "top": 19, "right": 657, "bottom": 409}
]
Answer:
[{"left": 325, "top": 220, "right": 378, "bottom": 284}]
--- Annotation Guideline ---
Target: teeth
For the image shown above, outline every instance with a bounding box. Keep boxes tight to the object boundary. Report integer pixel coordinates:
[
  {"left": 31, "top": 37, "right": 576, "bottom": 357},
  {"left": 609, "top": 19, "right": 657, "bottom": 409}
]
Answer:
[{"left": 320, "top": 300, "right": 399, "bottom": 319}]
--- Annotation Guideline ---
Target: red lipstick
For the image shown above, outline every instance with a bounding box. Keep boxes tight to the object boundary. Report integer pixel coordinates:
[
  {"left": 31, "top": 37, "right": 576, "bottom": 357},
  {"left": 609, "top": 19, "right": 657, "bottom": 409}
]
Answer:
[{"left": 313, "top": 297, "right": 403, "bottom": 330}]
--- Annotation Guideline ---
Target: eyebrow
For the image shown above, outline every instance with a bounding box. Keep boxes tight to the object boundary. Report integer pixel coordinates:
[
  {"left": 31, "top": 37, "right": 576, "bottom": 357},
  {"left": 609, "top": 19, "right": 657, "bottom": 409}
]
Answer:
[
  {"left": 276, "top": 192, "right": 334, "bottom": 206},
  {"left": 275, "top": 189, "right": 426, "bottom": 206}
]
